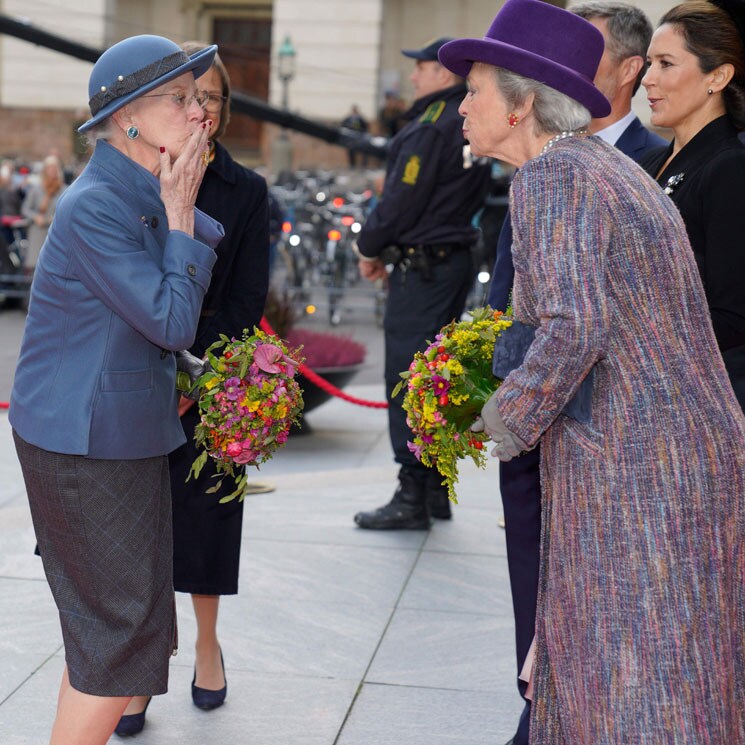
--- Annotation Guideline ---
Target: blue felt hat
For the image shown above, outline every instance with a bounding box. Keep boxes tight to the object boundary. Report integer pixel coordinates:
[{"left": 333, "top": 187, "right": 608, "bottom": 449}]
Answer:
[{"left": 78, "top": 35, "right": 217, "bottom": 133}]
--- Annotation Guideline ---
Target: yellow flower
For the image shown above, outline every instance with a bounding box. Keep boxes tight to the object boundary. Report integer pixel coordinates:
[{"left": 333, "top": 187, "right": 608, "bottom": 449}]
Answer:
[{"left": 446, "top": 358, "right": 464, "bottom": 376}]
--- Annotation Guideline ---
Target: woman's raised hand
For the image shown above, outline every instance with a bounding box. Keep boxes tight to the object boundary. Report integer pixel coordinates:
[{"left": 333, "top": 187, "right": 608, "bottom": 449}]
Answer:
[{"left": 158, "top": 121, "right": 212, "bottom": 236}]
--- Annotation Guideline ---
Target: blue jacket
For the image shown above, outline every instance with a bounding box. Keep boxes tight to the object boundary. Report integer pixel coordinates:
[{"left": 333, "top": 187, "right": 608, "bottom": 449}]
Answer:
[{"left": 10, "top": 140, "right": 221, "bottom": 458}]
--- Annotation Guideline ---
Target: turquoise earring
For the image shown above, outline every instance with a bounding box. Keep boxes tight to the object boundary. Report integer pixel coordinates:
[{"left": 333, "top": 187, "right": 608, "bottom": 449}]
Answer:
[{"left": 126, "top": 125, "right": 139, "bottom": 140}]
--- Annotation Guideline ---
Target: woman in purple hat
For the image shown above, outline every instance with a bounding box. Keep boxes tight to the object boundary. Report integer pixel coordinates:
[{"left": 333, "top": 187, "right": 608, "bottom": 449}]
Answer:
[
  {"left": 439, "top": 0, "right": 745, "bottom": 741},
  {"left": 10, "top": 35, "right": 221, "bottom": 744},
  {"left": 641, "top": 0, "right": 745, "bottom": 414}
]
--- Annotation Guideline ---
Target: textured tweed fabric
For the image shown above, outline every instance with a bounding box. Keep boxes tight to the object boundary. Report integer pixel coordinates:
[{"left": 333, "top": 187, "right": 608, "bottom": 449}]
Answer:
[
  {"left": 496, "top": 136, "right": 745, "bottom": 743},
  {"left": 14, "top": 432, "right": 175, "bottom": 697}
]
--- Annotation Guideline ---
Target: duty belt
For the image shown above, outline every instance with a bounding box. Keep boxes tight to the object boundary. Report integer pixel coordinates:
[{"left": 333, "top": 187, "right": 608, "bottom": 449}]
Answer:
[{"left": 380, "top": 243, "right": 467, "bottom": 280}]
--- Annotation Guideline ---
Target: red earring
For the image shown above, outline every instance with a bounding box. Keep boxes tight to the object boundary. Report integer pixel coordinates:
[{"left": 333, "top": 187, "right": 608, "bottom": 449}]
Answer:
[{"left": 508, "top": 113, "right": 519, "bottom": 128}]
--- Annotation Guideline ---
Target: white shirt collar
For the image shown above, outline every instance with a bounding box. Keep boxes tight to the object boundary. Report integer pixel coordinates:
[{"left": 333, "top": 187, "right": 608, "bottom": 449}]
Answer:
[{"left": 594, "top": 111, "right": 636, "bottom": 146}]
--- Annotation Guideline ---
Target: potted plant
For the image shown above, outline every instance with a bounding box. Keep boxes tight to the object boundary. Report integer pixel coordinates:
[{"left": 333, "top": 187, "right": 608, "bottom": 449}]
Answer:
[{"left": 262, "top": 289, "right": 367, "bottom": 415}]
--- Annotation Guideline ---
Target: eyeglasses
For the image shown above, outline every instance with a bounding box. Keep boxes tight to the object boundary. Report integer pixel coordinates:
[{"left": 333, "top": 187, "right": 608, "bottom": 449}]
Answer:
[
  {"left": 141, "top": 90, "right": 210, "bottom": 110},
  {"left": 201, "top": 93, "right": 227, "bottom": 114}
]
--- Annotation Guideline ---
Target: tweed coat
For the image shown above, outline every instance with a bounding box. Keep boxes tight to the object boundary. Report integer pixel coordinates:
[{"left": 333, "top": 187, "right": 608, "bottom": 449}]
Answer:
[{"left": 495, "top": 135, "right": 745, "bottom": 743}]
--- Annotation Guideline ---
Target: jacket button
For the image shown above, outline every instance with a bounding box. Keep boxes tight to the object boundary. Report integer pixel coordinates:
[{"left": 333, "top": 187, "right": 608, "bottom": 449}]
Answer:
[
  {"left": 160, "top": 349, "right": 168, "bottom": 359},
  {"left": 151, "top": 216, "right": 159, "bottom": 228},
  {"left": 187, "top": 264, "right": 197, "bottom": 276}
]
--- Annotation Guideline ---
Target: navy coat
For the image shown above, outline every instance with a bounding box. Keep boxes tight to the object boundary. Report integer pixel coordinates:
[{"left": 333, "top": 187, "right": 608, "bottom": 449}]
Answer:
[
  {"left": 10, "top": 140, "right": 221, "bottom": 458},
  {"left": 190, "top": 141, "right": 270, "bottom": 357}
]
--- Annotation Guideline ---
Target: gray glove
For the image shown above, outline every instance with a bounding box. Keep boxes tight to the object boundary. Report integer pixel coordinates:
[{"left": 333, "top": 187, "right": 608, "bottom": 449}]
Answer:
[
  {"left": 175, "top": 350, "right": 207, "bottom": 401},
  {"left": 470, "top": 390, "right": 531, "bottom": 462}
]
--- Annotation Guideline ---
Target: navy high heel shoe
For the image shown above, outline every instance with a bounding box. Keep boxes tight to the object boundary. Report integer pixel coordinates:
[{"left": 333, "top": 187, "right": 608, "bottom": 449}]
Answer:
[
  {"left": 114, "top": 696, "right": 151, "bottom": 737},
  {"left": 191, "top": 649, "right": 227, "bottom": 710}
]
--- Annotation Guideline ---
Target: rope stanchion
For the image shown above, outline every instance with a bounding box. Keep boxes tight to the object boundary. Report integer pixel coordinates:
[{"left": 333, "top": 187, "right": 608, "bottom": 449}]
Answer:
[
  {"left": 1, "top": 321, "right": 391, "bottom": 412},
  {"left": 259, "top": 317, "right": 389, "bottom": 410}
]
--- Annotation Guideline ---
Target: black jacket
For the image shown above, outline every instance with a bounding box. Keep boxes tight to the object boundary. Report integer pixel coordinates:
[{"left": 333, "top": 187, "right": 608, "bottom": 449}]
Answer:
[
  {"left": 358, "top": 84, "right": 491, "bottom": 256},
  {"left": 192, "top": 141, "right": 270, "bottom": 358},
  {"left": 641, "top": 116, "right": 745, "bottom": 352}
]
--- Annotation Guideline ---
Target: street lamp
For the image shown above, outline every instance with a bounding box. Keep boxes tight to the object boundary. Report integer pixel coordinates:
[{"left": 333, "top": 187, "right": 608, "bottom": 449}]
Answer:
[
  {"left": 274, "top": 35, "right": 296, "bottom": 175},
  {"left": 277, "top": 35, "right": 296, "bottom": 111}
]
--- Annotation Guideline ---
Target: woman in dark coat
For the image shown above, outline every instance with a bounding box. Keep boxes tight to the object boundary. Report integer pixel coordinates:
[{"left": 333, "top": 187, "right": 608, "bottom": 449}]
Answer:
[
  {"left": 641, "top": 0, "right": 745, "bottom": 411},
  {"left": 116, "top": 45, "right": 270, "bottom": 735}
]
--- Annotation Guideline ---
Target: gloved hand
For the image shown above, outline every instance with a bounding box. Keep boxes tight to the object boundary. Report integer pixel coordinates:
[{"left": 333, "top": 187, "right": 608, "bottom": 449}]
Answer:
[
  {"left": 175, "top": 350, "right": 208, "bottom": 401},
  {"left": 470, "top": 390, "right": 531, "bottom": 462}
]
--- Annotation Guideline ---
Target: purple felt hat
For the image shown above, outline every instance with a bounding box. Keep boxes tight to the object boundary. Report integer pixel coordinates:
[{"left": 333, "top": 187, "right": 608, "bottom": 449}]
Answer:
[{"left": 438, "top": 0, "right": 611, "bottom": 118}]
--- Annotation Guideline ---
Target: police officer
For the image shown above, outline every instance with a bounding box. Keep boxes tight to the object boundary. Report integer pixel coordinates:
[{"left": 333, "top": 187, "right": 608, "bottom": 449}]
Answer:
[{"left": 353, "top": 37, "right": 491, "bottom": 530}]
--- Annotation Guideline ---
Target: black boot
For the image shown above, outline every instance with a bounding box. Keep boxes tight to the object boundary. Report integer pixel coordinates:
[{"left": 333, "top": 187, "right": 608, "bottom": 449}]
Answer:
[
  {"left": 354, "top": 467, "right": 431, "bottom": 529},
  {"left": 426, "top": 470, "right": 452, "bottom": 520}
]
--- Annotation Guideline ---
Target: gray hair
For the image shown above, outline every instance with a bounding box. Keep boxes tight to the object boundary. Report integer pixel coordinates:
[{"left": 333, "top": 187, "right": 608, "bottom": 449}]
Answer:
[
  {"left": 571, "top": 1, "right": 654, "bottom": 93},
  {"left": 81, "top": 119, "right": 114, "bottom": 147},
  {"left": 494, "top": 68, "right": 591, "bottom": 135}
]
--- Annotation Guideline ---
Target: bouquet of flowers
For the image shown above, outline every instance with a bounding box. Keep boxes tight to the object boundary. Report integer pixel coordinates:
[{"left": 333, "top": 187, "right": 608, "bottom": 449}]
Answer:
[
  {"left": 186, "top": 329, "right": 304, "bottom": 503},
  {"left": 392, "top": 307, "right": 513, "bottom": 502}
]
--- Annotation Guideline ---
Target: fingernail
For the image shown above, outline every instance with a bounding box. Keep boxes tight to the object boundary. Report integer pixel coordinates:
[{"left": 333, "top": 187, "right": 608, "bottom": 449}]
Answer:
[
  {"left": 208, "top": 120, "right": 213, "bottom": 127},
  {"left": 202, "top": 122, "right": 207, "bottom": 129},
  {"left": 207, "top": 141, "right": 212, "bottom": 148},
  {"left": 159, "top": 146, "right": 166, "bottom": 153}
]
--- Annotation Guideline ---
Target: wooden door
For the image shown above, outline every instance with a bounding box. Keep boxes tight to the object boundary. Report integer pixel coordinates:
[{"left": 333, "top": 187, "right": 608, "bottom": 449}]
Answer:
[{"left": 212, "top": 17, "right": 272, "bottom": 152}]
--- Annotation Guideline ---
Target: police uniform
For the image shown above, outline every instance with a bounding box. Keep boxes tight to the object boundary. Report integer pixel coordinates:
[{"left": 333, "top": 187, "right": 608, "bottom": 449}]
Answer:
[{"left": 354, "top": 72, "right": 490, "bottom": 530}]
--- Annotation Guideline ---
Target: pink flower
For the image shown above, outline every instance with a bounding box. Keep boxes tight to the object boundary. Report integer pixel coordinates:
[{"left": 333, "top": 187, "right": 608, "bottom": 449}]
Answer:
[
  {"left": 431, "top": 375, "right": 450, "bottom": 395},
  {"left": 224, "top": 377, "right": 243, "bottom": 401},
  {"left": 226, "top": 441, "right": 243, "bottom": 457},
  {"left": 254, "top": 343, "right": 287, "bottom": 374},
  {"left": 407, "top": 440, "right": 424, "bottom": 461},
  {"left": 234, "top": 449, "right": 258, "bottom": 464}
]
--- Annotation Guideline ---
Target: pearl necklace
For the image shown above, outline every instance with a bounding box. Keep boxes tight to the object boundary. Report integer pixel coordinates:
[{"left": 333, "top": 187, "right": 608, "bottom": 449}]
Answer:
[{"left": 540, "top": 129, "right": 588, "bottom": 155}]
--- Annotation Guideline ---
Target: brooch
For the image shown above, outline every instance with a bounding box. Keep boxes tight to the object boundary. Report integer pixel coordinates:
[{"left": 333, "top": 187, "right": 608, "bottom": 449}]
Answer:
[{"left": 663, "top": 173, "right": 685, "bottom": 195}]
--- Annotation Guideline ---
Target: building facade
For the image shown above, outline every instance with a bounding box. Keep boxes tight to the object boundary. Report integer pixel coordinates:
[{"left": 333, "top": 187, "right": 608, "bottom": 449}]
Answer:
[{"left": 0, "top": 0, "right": 671, "bottom": 168}]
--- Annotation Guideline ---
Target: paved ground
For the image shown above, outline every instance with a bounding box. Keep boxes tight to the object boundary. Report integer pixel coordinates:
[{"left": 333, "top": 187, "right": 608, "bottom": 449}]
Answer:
[{"left": 0, "top": 304, "right": 522, "bottom": 745}]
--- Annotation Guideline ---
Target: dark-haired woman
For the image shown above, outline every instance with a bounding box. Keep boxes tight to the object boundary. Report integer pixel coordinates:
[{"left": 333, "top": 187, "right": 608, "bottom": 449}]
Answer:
[
  {"left": 642, "top": 0, "right": 745, "bottom": 411},
  {"left": 115, "top": 45, "right": 270, "bottom": 735}
]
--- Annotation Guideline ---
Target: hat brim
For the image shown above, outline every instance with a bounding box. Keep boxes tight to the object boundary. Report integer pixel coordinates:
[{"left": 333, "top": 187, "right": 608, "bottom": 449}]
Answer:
[
  {"left": 402, "top": 48, "right": 434, "bottom": 60},
  {"left": 78, "top": 45, "right": 217, "bottom": 133},
  {"left": 439, "top": 38, "right": 610, "bottom": 119}
]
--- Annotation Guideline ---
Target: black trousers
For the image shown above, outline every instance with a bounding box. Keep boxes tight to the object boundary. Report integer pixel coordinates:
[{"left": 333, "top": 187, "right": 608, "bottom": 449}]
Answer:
[
  {"left": 383, "top": 249, "right": 473, "bottom": 467},
  {"left": 500, "top": 445, "right": 541, "bottom": 745},
  {"left": 722, "top": 343, "right": 745, "bottom": 414}
]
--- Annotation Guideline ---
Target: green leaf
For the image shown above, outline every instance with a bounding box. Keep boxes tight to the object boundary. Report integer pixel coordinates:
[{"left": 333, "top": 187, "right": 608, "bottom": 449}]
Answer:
[{"left": 188, "top": 450, "right": 209, "bottom": 482}]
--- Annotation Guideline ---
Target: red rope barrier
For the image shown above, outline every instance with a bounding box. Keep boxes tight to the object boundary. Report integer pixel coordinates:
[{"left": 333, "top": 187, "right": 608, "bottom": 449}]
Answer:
[
  {"left": 0, "top": 320, "right": 390, "bottom": 412},
  {"left": 259, "top": 317, "right": 389, "bottom": 410}
]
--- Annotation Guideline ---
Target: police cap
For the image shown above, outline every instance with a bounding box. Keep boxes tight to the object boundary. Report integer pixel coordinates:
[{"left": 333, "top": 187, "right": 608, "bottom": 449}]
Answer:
[{"left": 401, "top": 37, "right": 455, "bottom": 61}]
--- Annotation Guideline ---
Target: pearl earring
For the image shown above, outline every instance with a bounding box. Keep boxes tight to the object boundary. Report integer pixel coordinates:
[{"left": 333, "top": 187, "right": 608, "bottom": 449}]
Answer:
[
  {"left": 707, "top": 89, "right": 713, "bottom": 95},
  {"left": 126, "top": 125, "right": 139, "bottom": 140}
]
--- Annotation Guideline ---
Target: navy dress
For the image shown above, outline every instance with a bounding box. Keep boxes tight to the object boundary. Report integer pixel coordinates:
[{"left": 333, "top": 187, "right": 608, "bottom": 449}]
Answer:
[{"left": 170, "top": 141, "right": 270, "bottom": 595}]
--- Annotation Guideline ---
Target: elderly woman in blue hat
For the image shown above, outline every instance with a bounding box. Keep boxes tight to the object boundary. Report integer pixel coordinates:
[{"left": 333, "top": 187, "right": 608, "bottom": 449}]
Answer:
[
  {"left": 439, "top": 0, "right": 745, "bottom": 742},
  {"left": 9, "top": 35, "right": 223, "bottom": 744}
]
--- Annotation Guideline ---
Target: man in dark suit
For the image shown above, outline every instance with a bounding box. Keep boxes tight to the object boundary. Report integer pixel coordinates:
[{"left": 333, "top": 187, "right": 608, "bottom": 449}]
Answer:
[{"left": 491, "top": 4, "right": 667, "bottom": 743}]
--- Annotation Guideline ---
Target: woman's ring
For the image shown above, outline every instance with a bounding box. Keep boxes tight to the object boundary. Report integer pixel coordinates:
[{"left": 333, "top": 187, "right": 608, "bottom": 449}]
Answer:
[{"left": 201, "top": 151, "right": 210, "bottom": 167}]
